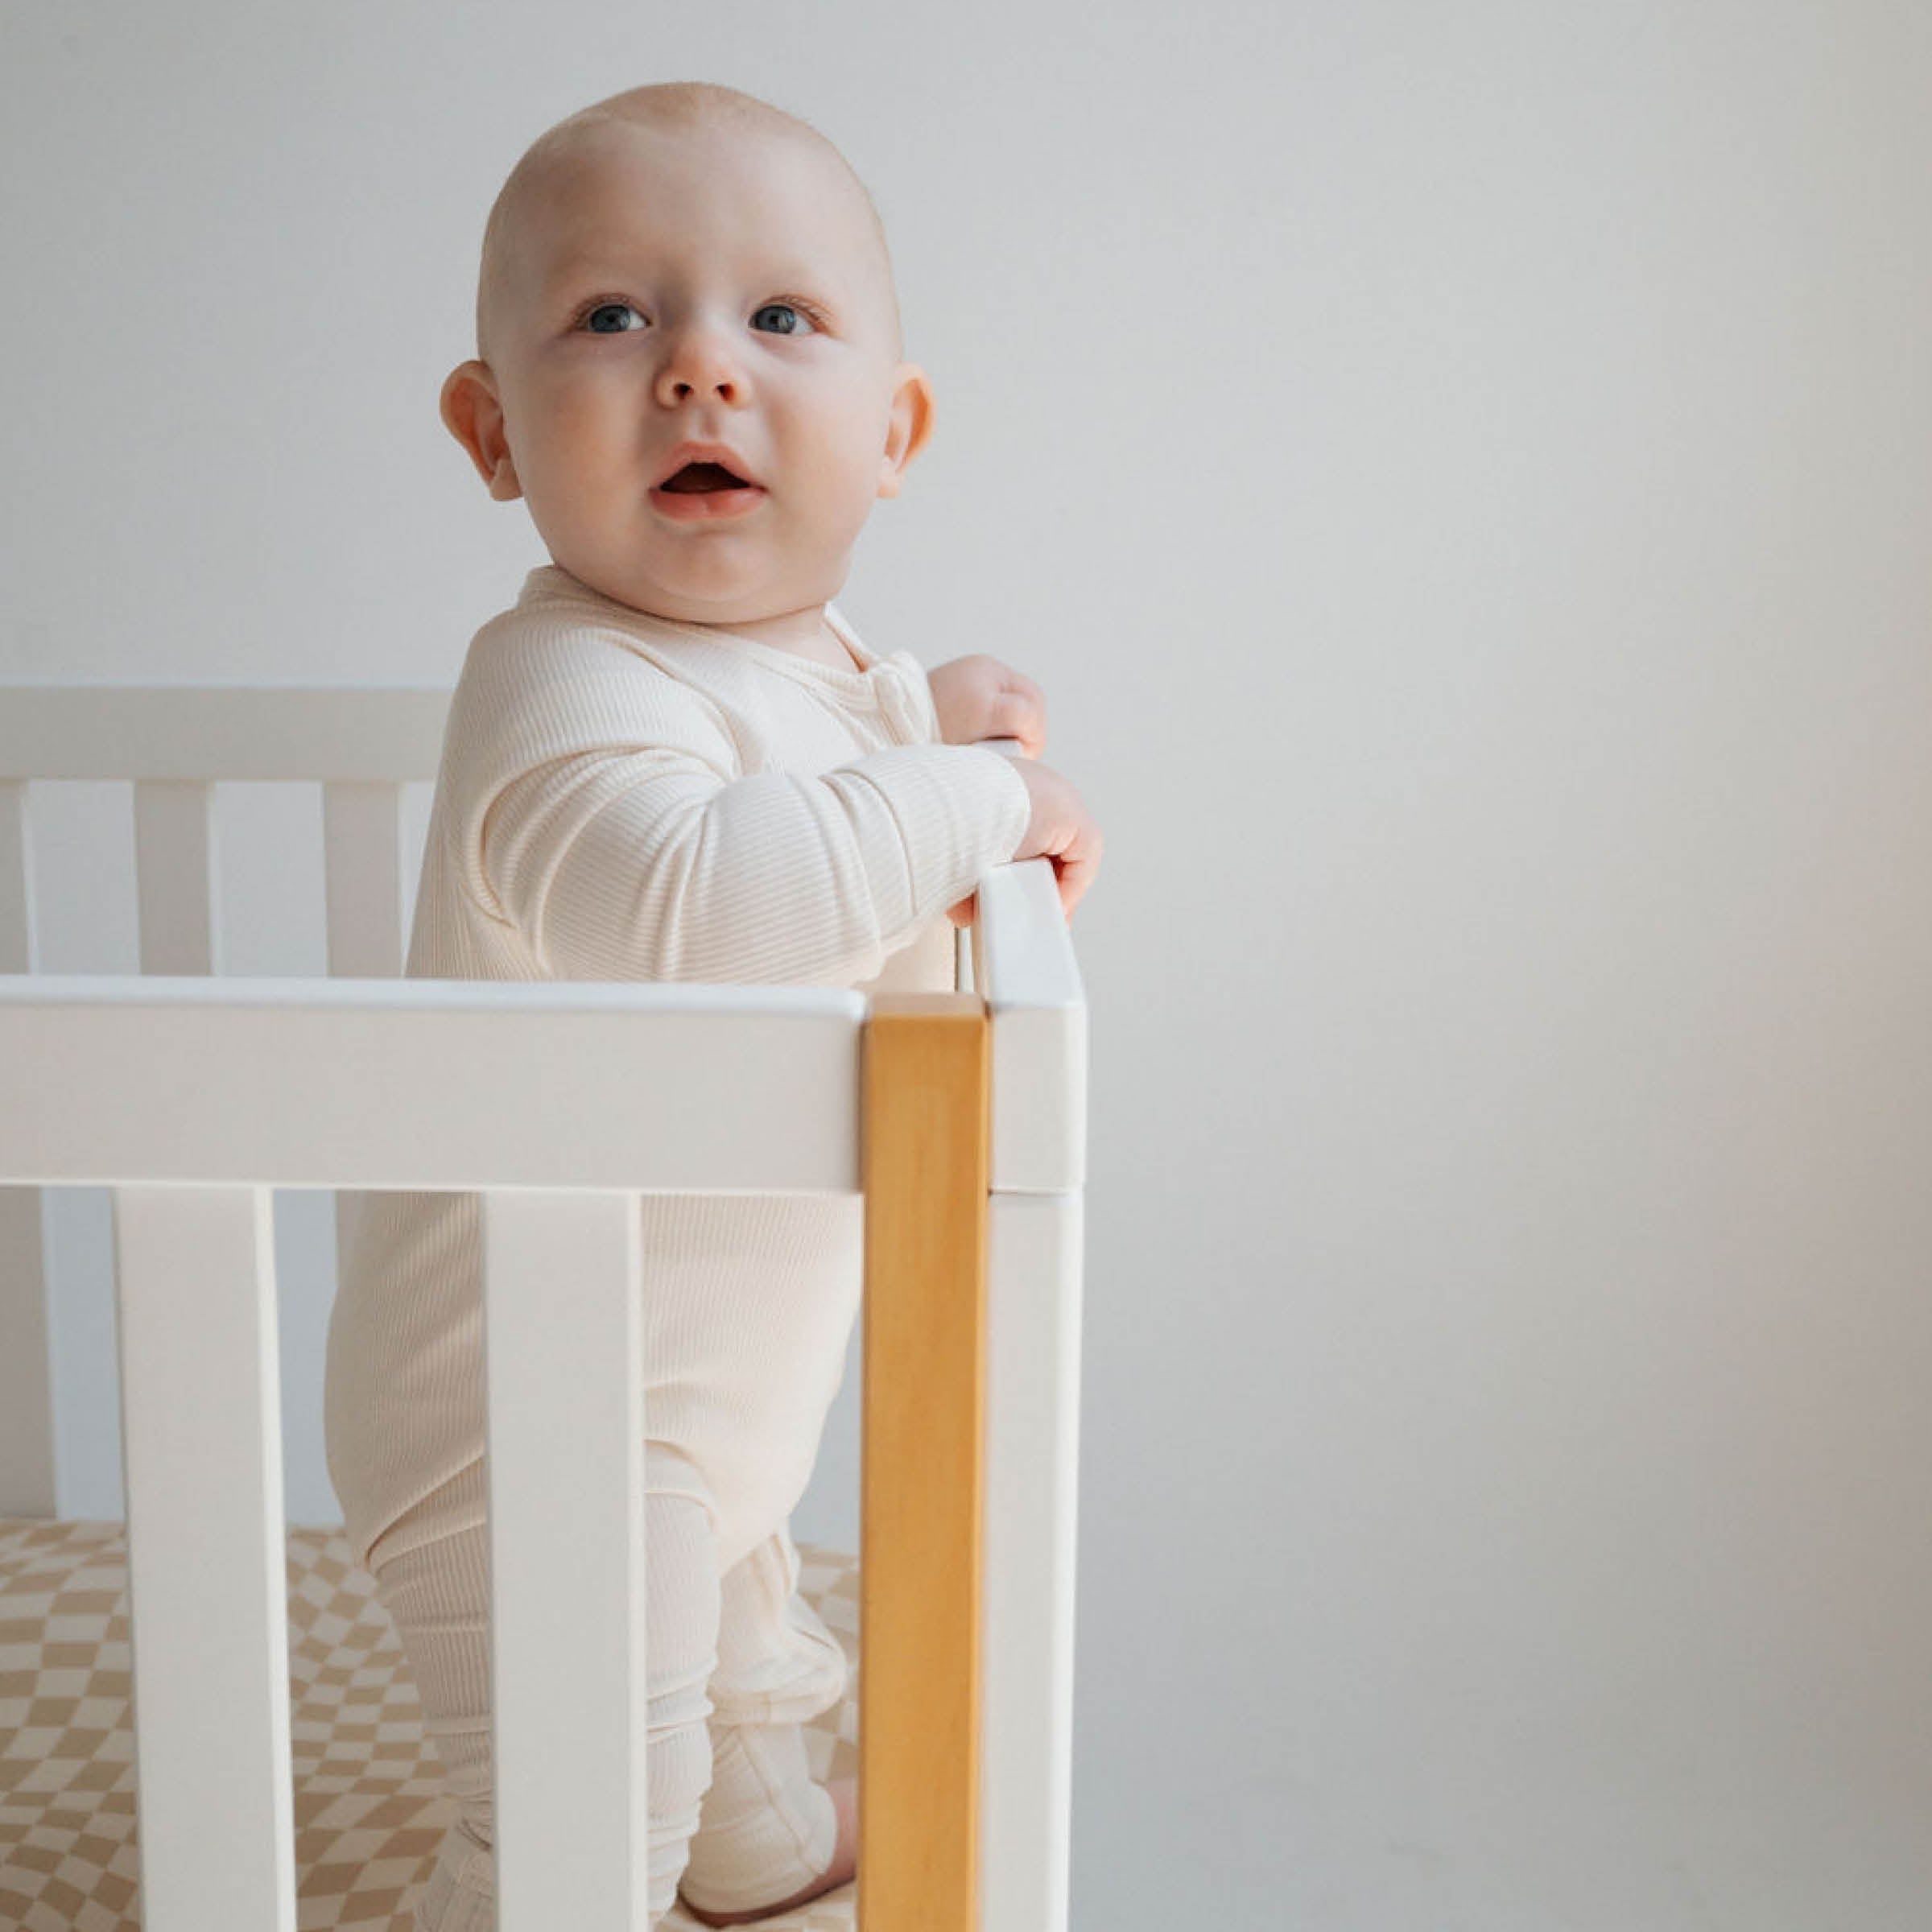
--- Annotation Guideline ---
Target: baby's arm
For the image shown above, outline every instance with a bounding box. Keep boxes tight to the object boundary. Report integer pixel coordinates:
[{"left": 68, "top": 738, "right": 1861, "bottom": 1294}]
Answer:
[{"left": 453, "top": 638, "right": 1030, "bottom": 986}]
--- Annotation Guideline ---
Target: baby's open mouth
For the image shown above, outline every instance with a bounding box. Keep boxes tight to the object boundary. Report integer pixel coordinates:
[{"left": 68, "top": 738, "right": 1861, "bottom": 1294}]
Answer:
[{"left": 658, "top": 461, "right": 754, "bottom": 493}]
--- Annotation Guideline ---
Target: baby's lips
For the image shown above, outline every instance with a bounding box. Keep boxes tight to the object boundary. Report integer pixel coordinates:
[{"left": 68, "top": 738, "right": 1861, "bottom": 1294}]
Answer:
[
  {"left": 646, "top": 469, "right": 770, "bottom": 522},
  {"left": 652, "top": 441, "right": 763, "bottom": 489}
]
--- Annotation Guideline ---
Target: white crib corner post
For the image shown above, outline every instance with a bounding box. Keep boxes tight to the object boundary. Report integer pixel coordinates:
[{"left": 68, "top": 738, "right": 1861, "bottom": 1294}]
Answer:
[
  {"left": 0, "top": 776, "right": 59, "bottom": 1518},
  {"left": 981, "top": 1186, "right": 1084, "bottom": 1932},
  {"left": 481, "top": 1188, "right": 652, "bottom": 1932},
  {"left": 975, "top": 858, "right": 1088, "bottom": 1932},
  {"left": 111, "top": 1182, "right": 296, "bottom": 1932}
]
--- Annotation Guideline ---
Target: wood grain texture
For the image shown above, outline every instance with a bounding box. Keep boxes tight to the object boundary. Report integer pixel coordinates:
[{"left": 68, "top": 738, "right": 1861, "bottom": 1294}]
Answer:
[{"left": 860, "top": 992, "right": 989, "bottom": 1932}]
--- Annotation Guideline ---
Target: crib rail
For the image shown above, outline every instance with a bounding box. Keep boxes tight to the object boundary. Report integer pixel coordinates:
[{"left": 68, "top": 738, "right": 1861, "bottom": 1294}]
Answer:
[
  {"left": 0, "top": 680, "right": 1084, "bottom": 1932},
  {"left": 0, "top": 681, "right": 451, "bottom": 782},
  {"left": 2, "top": 976, "right": 869, "bottom": 1189}
]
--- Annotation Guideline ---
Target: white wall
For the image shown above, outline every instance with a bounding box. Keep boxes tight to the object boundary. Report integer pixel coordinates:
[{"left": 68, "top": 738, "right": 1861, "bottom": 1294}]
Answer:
[{"left": 6, "top": 2, "right": 1931, "bottom": 1926}]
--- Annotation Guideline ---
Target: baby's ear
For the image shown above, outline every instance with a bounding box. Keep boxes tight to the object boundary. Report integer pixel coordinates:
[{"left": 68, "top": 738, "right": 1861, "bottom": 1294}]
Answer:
[
  {"left": 440, "top": 361, "right": 522, "bottom": 502},
  {"left": 877, "top": 362, "right": 935, "bottom": 500}
]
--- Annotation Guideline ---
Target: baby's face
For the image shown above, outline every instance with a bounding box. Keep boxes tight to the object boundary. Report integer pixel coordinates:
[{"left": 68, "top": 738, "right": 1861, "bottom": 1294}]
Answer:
[{"left": 449, "top": 119, "right": 929, "bottom": 625}]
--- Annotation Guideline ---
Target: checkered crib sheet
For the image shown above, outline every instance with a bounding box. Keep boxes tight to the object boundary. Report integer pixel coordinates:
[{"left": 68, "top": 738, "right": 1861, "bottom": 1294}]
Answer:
[{"left": 0, "top": 1518, "right": 861, "bottom": 1931}]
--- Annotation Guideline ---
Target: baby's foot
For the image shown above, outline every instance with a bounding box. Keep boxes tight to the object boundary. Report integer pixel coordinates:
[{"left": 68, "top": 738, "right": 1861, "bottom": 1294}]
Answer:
[{"left": 678, "top": 1777, "right": 858, "bottom": 1926}]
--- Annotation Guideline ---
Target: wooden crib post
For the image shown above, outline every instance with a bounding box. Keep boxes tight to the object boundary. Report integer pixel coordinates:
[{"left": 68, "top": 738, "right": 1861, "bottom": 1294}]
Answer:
[{"left": 861, "top": 992, "right": 989, "bottom": 1932}]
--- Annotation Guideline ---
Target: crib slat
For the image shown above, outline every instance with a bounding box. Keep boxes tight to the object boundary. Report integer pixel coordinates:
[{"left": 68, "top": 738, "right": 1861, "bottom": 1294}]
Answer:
[
  {"left": 321, "top": 780, "right": 411, "bottom": 1314},
  {"left": 980, "top": 1189, "right": 1084, "bottom": 1932},
  {"left": 0, "top": 778, "right": 35, "bottom": 972},
  {"left": 0, "top": 778, "right": 58, "bottom": 1517},
  {"left": 321, "top": 779, "right": 410, "bottom": 977},
  {"left": 111, "top": 1184, "right": 295, "bottom": 1932},
  {"left": 134, "top": 778, "right": 222, "bottom": 975},
  {"left": 860, "top": 993, "right": 989, "bottom": 1932},
  {"left": 0, "top": 1187, "right": 56, "bottom": 1516},
  {"left": 481, "top": 1188, "right": 650, "bottom": 1930}
]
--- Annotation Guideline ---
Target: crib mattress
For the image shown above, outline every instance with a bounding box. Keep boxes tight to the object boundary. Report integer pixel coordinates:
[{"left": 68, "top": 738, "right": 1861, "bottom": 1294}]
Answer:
[{"left": 0, "top": 1517, "right": 861, "bottom": 1931}]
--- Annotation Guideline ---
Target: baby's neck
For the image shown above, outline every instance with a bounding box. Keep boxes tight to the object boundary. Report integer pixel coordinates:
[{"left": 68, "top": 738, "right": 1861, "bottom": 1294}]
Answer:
[
  {"left": 553, "top": 564, "right": 863, "bottom": 671},
  {"left": 706, "top": 608, "right": 863, "bottom": 673}
]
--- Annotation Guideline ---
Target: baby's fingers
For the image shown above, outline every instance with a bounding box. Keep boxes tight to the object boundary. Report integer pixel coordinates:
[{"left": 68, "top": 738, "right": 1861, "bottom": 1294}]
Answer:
[
  {"left": 990, "top": 677, "right": 1046, "bottom": 758},
  {"left": 1050, "top": 831, "right": 1103, "bottom": 921}
]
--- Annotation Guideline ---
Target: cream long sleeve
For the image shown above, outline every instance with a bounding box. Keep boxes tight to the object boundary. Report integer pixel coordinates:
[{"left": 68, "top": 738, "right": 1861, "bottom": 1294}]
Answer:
[
  {"left": 324, "top": 562, "right": 1032, "bottom": 1575},
  {"left": 429, "top": 563, "right": 1031, "bottom": 985}
]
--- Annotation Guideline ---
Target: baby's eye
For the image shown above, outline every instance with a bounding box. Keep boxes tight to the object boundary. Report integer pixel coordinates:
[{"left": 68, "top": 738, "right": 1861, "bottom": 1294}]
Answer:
[
  {"left": 752, "top": 301, "right": 818, "bottom": 336},
  {"left": 582, "top": 301, "right": 645, "bottom": 334},
  {"left": 574, "top": 297, "right": 824, "bottom": 336}
]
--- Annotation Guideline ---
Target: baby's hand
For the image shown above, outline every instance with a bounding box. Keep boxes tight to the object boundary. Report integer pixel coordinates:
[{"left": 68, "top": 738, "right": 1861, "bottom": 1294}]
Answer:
[
  {"left": 928, "top": 654, "right": 1047, "bottom": 759},
  {"left": 947, "top": 756, "right": 1102, "bottom": 928}
]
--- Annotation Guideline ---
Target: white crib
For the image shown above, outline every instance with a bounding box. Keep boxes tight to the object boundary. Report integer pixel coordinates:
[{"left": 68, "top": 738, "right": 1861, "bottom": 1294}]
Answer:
[{"left": 0, "top": 681, "right": 1087, "bottom": 1932}]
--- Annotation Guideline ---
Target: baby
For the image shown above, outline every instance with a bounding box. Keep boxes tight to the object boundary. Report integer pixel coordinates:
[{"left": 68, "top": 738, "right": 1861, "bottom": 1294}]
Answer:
[{"left": 322, "top": 79, "right": 1101, "bottom": 1932}]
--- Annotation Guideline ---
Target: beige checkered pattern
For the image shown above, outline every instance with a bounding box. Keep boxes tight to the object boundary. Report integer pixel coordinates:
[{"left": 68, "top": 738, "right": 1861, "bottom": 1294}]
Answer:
[{"left": 0, "top": 1517, "right": 861, "bottom": 1930}]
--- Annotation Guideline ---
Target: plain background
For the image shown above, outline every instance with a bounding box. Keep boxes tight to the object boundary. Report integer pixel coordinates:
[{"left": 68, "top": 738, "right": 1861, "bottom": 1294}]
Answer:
[{"left": 6, "top": 2, "right": 1931, "bottom": 1926}]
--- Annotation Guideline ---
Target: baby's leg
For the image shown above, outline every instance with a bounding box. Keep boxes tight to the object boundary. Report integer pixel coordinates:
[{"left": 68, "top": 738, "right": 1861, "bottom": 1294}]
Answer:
[
  {"left": 366, "top": 1451, "right": 727, "bottom": 1930},
  {"left": 675, "top": 1520, "right": 855, "bottom": 1921}
]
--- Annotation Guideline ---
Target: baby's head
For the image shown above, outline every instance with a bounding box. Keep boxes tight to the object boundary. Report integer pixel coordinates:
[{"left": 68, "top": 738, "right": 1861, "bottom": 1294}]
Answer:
[{"left": 441, "top": 82, "right": 933, "bottom": 630}]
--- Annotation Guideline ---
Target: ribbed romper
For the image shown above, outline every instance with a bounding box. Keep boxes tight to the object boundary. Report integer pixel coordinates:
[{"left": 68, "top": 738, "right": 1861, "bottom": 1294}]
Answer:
[{"left": 322, "top": 563, "right": 1032, "bottom": 1927}]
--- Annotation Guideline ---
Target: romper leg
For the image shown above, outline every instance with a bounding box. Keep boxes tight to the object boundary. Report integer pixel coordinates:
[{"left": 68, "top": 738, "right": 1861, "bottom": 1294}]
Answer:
[
  {"left": 365, "top": 1450, "right": 728, "bottom": 1930},
  {"left": 675, "top": 1518, "right": 851, "bottom": 1916}
]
